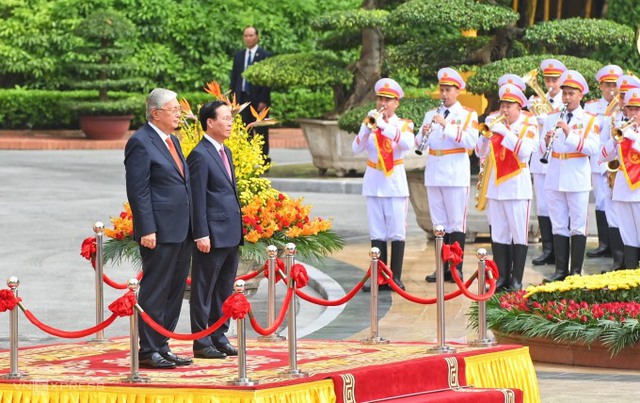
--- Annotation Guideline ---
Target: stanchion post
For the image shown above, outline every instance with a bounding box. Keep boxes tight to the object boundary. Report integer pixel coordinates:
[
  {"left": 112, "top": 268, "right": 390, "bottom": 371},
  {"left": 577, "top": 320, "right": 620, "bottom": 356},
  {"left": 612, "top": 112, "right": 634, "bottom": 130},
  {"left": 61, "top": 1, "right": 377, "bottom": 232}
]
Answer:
[
  {"left": 257, "top": 245, "right": 285, "bottom": 342},
  {"left": 426, "top": 225, "right": 456, "bottom": 354},
  {"left": 469, "top": 248, "right": 496, "bottom": 347},
  {"left": 2, "top": 276, "right": 25, "bottom": 379},
  {"left": 90, "top": 222, "right": 109, "bottom": 343},
  {"left": 228, "top": 280, "right": 258, "bottom": 386},
  {"left": 361, "top": 247, "right": 389, "bottom": 345},
  {"left": 122, "top": 279, "right": 148, "bottom": 383},
  {"left": 278, "top": 243, "right": 308, "bottom": 378}
]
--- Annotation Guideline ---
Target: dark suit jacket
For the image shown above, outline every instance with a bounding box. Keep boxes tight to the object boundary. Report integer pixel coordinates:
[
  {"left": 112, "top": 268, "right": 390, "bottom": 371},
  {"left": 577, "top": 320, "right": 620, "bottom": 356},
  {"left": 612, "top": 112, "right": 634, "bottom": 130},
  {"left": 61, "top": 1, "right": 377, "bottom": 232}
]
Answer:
[
  {"left": 187, "top": 138, "right": 243, "bottom": 248},
  {"left": 124, "top": 123, "right": 192, "bottom": 243},
  {"left": 230, "top": 45, "right": 271, "bottom": 106}
]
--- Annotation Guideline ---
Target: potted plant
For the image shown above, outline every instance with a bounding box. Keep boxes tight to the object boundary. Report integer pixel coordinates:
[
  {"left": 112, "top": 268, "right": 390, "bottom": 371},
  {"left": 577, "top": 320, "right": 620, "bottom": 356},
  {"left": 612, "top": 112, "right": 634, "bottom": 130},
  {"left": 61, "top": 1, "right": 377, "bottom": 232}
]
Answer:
[{"left": 68, "top": 9, "right": 144, "bottom": 140}]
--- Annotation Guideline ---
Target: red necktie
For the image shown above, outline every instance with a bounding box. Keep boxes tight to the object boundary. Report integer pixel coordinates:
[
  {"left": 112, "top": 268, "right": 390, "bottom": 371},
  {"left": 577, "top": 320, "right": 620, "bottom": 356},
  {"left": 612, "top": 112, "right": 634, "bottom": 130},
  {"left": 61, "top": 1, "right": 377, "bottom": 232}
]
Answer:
[
  {"left": 165, "top": 137, "right": 184, "bottom": 177},
  {"left": 219, "top": 147, "right": 233, "bottom": 180}
]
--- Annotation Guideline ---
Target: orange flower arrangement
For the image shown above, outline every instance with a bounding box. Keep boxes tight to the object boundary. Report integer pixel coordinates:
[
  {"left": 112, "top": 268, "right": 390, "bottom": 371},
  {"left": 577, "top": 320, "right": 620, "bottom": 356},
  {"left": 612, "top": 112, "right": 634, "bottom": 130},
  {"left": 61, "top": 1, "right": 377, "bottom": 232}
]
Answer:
[{"left": 104, "top": 202, "right": 133, "bottom": 240}]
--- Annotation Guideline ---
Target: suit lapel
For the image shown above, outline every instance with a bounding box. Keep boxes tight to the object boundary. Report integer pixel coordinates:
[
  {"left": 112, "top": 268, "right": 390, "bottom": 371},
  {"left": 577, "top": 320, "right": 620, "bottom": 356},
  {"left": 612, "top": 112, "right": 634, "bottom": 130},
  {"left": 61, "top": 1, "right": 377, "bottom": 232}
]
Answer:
[
  {"left": 204, "top": 140, "right": 234, "bottom": 185},
  {"left": 146, "top": 125, "right": 184, "bottom": 179}
]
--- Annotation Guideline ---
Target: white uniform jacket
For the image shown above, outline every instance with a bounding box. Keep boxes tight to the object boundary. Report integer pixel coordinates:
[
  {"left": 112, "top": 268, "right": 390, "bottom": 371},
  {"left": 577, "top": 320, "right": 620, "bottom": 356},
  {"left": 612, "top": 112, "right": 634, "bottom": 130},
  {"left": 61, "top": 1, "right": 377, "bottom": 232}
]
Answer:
[
  {"left": 530, "top": 91, "right": 564, "bottom": 175},
  {"left": 415, "top": 101, "right": 478, "bottom": 187},
  {"left": 352, "top": 113, "right": 415, "bottom": 197},
  {"left": 600, "top": 123, "right": 640, "bottom": 202},
  {"left": 541, "top": 106, "right": 600, "bottom": 192},
  {"left": 476, "top": 112, "right": 537, "bottom": 200},
  {"left": 584, "top": 97, "right": 611, "bottom": 174}
]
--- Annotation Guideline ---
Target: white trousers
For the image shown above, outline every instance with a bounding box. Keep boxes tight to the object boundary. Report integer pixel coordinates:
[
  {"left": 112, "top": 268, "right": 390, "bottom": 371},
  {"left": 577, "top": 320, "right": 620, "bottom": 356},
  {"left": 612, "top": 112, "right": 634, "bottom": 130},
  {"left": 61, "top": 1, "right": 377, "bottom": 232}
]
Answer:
[
  {"left": 546, "top": 190, "right": 590, "bottom": 237},
  {"left": 426, "top": 186, "right": 469, "bottom": 233},
  {"left": 366, "top": 197, "right": 408, "bottom": 241},
  {"left": 613, "top": 201, "right": 640, "bottom": 247},
  {"left": 604, "top": 182, "right": 619, "bottom": 228},
  {"left": 487, "top": 199, "right": 531, "bottom": 245},
  {"left": 532, "top": 174, "right": 548, "bottom": 216},
  {"left": 592, "top": 173, "right": 607, "bottom": 211}
]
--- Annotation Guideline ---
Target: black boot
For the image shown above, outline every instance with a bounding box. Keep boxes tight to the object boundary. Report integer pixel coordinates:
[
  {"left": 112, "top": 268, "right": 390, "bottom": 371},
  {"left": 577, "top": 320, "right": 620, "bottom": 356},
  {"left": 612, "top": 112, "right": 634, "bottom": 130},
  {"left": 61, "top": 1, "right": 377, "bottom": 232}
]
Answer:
[
  {"left": 362, "top": 240, "right": 387, "bottom": 292},
  {"left": 448, "top": 231, "right": 466, "bottom": 282},
  {"left": 544, "top": 235, "right": 570, "bottom": 283},
  {"left": 491, "top": 242, "right": 511, "bottom": 291},
  {"left": 426, "top": 233, "right": 451, "bottom": 282},
  {"left": 602, "top": 227, "right": 624, "bottom": 273},
  {"left": 390, "top": 240, "right": 406, "bottom": 291},
  {"left": 570, "top": 234, "right": 587, "bottom": 276},
  {"left": 586, "top": 210, "right": 611, "bottom": 258},
  {"left": 623, "top": 246, "right": 640, "bottom": 270},
  {"left": 510, "top": 244, "right": 528, "bottom": 291},
  {"left": 532, "top": 216, "right": 555, "bottom": 265}
]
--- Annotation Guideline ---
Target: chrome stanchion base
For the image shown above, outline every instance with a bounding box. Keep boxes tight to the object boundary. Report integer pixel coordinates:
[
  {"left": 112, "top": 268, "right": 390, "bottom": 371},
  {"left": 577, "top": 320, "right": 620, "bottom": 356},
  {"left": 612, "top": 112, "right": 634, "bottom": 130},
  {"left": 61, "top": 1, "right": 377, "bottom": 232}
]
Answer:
[
  {"left": 88, "top": 338, "right": 112, "bottom": 344},
  {"left": 360, "top": 336, "right": 390, "bottom": 345},
  {"left": 278, "top": 369, "right": 309, "bottom": 378},
  {"left": 257, "top": 334, "right": 286, "bottom": 342},
  {"left": 227, "top": 377, "right": 259, "bottom": 386},
  {"left": 122, "top": 374, "right": 149, "bottom": 383},
  {"left": 468, "top": 338, "right": 497, "bottom": 347},
  {"left": 426, "top": 345, "right": 456, "bottom": 354},
  {"left": 2, "top": 372, "right": 26, "bottom": 380}
]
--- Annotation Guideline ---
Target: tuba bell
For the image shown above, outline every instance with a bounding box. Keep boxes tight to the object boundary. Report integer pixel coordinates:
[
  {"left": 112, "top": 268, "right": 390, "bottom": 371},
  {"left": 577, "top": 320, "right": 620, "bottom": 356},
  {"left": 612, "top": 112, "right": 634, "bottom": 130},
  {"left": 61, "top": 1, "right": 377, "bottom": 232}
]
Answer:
[{"left": 522, "top": 69, "right": 554, "bottom": 116}]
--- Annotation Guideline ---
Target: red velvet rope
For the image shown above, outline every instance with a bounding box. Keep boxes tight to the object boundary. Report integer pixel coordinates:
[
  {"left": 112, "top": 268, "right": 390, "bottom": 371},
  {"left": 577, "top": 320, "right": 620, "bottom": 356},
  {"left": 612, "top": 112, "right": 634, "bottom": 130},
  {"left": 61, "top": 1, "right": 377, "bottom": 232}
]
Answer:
[
  {"left": 249, "top": 287, "right": 294, "bottom": 336},
  {"left": 139, "top": 311, "right": 230, "bottom": 341},
  {"left": 24, "top": 310, "right": 118, "bottom": 338},
  {"left": 102, "top": 271, "right": 143, "bottom": 290},
  {"left": 0, "top": 289, "right": 21, "bottom": 312},
  {"left": 295, "top": 275, "right": 365, "bottom": 306},
  {"left": 235, "top": 268, "right": 263, "bottom": 281},
  {"left": 450, "top": 262, "right": 496, "bottom": 302},
  {"left": 80, "top": 236, "right": 97, "bottom": 268},
  {"left": 262, "top": 258, "right": 285, "bottom": 282},
  {"left": 222, "top": 293, "right": 250, "bottom": 319}
]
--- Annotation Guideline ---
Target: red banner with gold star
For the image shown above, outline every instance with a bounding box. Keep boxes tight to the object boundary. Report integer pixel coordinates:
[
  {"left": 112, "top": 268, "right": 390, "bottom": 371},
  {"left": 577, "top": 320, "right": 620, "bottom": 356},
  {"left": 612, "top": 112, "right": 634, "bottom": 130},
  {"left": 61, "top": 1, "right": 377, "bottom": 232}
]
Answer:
[
  {"left": 490, "top": 134, "right": 522, "bottom": 184},
  {"left": 375, "top": 129, "right": 395, "bottom": 176},
  {"left": 619, "top": 138, "right": 640, "bottom": 189}
]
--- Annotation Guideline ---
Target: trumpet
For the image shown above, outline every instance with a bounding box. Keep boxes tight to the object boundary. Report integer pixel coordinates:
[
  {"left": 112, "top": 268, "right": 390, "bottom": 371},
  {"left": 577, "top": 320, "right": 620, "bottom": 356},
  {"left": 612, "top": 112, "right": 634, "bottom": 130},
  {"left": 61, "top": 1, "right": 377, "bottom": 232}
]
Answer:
[
  {"left": 612, "top": 117, "right": 637, "bottom": 142},
  {"left": 604, "top": 92, "right": 621, "bottom": 117},
  {"left": 478, "top": 114, "right": 507, "bottom": 138},
  {"left": 540, "top": 103, "right": 569, "bottom": 164},
  {"left": 415, "top": 100, "right": 444, "bottom": 155},
  {"left": 522, "top": 69, "right": 554, "bottom": 116},
  {"left": 363, "top": 107, "right": 385, "bottom": 131}
]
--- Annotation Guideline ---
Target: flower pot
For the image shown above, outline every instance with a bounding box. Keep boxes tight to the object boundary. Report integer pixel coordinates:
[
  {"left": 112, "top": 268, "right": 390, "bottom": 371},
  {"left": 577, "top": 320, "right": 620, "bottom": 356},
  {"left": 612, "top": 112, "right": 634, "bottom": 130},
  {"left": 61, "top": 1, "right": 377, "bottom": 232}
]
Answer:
[
  {"left": 79, "top": 115, "right": 133, "bottom": 140},
  {"left": 494, "top": 331, "right": 640, "bottom": 370},
  {"left": 298, "top": 118, "right": 425, "bottom": 177}
]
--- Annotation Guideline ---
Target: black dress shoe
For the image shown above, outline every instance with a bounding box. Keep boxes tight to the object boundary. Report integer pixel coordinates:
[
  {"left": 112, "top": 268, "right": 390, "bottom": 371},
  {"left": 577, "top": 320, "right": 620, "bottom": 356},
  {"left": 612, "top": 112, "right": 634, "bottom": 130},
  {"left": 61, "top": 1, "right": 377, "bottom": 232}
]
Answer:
[
  {"left": 586, "top": 246, "right": 611, "bottom": 258},
  {"left": 215, "top": 343, "right": 238, "bottom": 356},
  {"left": 425, "top": 271, "right": 454, "bottom": 283},
  {"left": 193, "top": 346, "right": 227, "bottom": 359},
  {"left": 392, "top": 278, "right": 405, "bottom": 291},
  {"left": 531, "top": 252, "right": 554, "bottom": 266},
  {"left": 161, "top": 351, "right": 193, "bottom": 366},
  {"left": 139, "top": 352, "right": 177, "bottom": 369}
]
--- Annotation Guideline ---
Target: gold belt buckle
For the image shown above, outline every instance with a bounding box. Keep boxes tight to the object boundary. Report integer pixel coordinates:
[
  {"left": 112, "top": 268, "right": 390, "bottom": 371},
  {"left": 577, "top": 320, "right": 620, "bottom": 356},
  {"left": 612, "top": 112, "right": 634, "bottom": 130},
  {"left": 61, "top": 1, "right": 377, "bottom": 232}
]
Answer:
[{"left": 433, "top": 150, "right": 444, "bottom": 156}]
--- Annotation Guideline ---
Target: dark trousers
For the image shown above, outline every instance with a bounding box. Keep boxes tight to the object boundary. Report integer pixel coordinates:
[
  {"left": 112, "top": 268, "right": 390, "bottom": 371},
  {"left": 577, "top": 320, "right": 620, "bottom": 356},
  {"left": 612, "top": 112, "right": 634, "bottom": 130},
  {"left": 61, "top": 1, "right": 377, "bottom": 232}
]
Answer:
[
  {"left": 238, "top": 91, "right": 269, "bottom": 161},
  {"left": 137, "top": 239, "right": 192, "bottom": 359},
  {"left": 189, "top": 245, "right": 239, "bottom": 349}
]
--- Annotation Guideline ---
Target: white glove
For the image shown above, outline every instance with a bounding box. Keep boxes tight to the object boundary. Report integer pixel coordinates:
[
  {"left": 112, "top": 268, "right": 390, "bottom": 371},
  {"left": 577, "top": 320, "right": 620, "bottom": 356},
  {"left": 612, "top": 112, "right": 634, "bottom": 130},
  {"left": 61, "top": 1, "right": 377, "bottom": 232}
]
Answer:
[
  {"left": 375, "top": 115, "right": 388, "bottom": 130},
  {"left": 491, "top": 122, "right": 509, "bottom": 137}
]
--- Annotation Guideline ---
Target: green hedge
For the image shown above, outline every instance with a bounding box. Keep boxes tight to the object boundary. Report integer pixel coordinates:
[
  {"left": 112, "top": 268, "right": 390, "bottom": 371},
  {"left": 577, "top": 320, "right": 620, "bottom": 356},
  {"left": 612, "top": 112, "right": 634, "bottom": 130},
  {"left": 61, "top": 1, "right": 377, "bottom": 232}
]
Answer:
[
  {"left": 0, "top": 88, "right": 335, "bottom": 130},
  {"left": 338, "top": 97, "right": 441, "bottom": 134}
]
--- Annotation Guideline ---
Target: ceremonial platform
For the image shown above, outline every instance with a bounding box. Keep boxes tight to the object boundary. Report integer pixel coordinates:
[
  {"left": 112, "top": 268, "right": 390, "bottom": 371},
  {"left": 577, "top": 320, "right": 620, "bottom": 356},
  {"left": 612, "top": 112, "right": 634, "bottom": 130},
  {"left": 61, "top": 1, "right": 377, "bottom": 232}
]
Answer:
[{"left": 0, "top": 337, "right": 536, "bottom": 403}]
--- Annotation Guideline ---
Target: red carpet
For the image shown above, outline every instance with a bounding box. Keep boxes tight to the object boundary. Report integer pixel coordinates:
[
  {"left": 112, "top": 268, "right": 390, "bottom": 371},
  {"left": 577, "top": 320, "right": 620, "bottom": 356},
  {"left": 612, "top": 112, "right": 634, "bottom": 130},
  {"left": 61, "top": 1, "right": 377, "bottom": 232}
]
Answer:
[{"left": 0, "top": 338, "right": 534, "bottom": 402}]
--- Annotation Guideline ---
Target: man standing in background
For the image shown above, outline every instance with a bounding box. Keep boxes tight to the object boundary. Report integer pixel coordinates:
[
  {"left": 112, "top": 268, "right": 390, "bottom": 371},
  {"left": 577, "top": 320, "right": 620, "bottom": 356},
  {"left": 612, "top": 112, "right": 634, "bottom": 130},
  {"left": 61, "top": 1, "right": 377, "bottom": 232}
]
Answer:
[{"left": 230, "top": 26, "right": 272, "bottom": 164}]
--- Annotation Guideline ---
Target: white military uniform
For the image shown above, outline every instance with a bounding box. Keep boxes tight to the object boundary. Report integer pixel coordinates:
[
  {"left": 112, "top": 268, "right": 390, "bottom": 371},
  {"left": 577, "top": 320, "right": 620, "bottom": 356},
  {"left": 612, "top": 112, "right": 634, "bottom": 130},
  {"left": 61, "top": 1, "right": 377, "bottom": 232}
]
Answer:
[
  {"left": 597, "top": 110, "right": 626, "bottom": 228},
  {"left": 530, "top": 90, "right": 563, "bottom": 217},
  {"left": 601, "top": 119, "right": 640, "bottom": 247},
  {"left": 542, "top": 106, "right": 600, "bottom": 236},
  {"left": 476, "top": 112, "right": 537, "bottom": 245},
  {"left": 353, "top": 113, "right": 414, "bottom": 241},
  {"left": 415, "top": 101, "right": 478, "bottom": 233},
  {"left": 585, "top": 97, "right": 610, "bottom": 211}
]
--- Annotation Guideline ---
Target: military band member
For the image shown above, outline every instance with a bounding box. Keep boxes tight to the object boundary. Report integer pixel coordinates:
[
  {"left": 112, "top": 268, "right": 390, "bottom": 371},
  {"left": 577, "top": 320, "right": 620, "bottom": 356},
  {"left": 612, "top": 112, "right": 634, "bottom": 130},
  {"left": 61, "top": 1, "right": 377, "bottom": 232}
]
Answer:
[
  {"left": 584, "top": 65, "right": 623, "bottom": 262},
  {"left": 597, "top": 74, "right": 640, "bottom": 272},
  {"left": 418, "top": 68, "right": 478, "bottom": 283},
  {"left": 542, "top": 70, "right": 600, "bottom": 282},
  {"left": 475, "top": 84, "right": 537, "bottom": 291},
  {"left": 600, "top": 88, "right": 640, "bottom": 269},
  {"left": 530, "top": 59, "right": 567, "bottom": 267},
  {"left": 353, "top": 78, "right": 414, "bottom": 291}
]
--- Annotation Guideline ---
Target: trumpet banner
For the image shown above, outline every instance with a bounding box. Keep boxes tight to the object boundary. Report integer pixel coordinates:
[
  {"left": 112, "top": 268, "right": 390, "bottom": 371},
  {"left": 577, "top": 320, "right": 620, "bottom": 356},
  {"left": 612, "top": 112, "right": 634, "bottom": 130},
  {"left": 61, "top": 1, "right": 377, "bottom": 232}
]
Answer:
[{"left": 619, "top": 138, "right": 640, "bottom": 189}]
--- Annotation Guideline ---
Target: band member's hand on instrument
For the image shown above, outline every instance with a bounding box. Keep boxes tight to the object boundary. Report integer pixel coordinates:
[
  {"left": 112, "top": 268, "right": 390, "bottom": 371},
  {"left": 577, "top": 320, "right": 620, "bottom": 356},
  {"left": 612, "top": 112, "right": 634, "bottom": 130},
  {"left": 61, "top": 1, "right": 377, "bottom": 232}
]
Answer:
[
  {"left": 432, "top": 115, "right": 446, "bottom": 127},
  {"left": 556, "top": 120, "right": 569, "bottom": 136},
  {"left": 545, "top": 131, "right": 555, "bottom": 146}
]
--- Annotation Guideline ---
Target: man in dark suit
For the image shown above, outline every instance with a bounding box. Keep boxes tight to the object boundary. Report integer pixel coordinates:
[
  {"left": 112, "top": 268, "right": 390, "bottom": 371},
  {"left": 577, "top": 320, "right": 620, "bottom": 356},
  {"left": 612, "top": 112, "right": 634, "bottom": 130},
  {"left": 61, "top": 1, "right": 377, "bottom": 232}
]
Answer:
[
  {"left": 230, "top": 26, "right": 272, "bottom": 163},
  {"left": 187, "top": 101, "right": 243, "bottom": 359},
  {"left": 124, "top": 88, "right": 193, "bottom": 369}
]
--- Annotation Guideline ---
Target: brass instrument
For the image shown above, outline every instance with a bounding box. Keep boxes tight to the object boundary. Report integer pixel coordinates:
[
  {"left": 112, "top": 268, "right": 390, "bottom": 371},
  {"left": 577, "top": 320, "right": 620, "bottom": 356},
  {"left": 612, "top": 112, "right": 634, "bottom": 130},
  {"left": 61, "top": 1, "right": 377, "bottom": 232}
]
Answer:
[
  {"left": 522, "top": 69, "right": 554, "bottom": 115},
  {"left": 415, "top": 100, "right": 444, "bottom": 155},
  {"left": 364, "top": 107, "right": 385, "bottom": 131},
  {"left": 478, "top": 114, "right": 507, "bottom": 138},
  {"left": 540, "top": 103, "right": 568, "bottom": 164},
  {"left": 612, "top": 117, "right": 637, "bottom": 142},
  {"left": 604, "top": 92, "right": 621, "bottom": 117}
]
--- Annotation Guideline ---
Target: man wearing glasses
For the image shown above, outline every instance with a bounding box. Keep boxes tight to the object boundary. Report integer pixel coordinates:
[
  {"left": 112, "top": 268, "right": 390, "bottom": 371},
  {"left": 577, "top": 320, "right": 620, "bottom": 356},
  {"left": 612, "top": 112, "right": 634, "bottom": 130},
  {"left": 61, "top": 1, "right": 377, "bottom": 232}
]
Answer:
[{"left": 124, "top": 88, "right": 193, "bottom": 369}]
